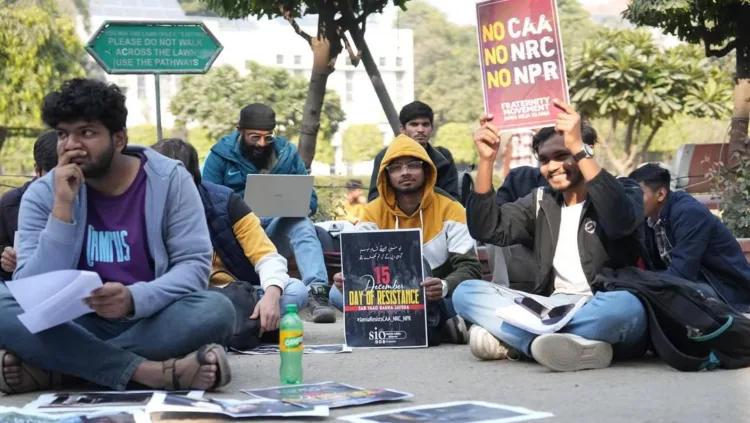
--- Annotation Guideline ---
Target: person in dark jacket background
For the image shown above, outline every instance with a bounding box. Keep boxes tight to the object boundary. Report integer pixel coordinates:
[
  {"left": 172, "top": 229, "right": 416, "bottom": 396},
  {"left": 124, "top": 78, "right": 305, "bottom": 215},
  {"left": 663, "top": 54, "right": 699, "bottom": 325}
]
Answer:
[
  {"left": 629, "top": 163, "right": 750, "bottom": 311},
  {"left": 453, "top": 101, "right": 648, "bottom": 373},
  {"left": 0, "top": 131, "right": 58, "bottom": 280},
  {"left": 368, "top": 101, "right": 460, "bottom": 202},
  {"left": 487, "top": 166, "right": 549, "bottom": 288}
]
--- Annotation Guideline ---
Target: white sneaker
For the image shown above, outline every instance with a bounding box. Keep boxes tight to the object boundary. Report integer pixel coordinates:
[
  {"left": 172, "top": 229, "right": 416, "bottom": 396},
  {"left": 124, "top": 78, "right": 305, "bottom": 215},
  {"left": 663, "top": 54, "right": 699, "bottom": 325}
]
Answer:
[
  {"left": 530, "top": 333, "right": 613, "bottom": 372},
  {"left": 468, "top": 325, "right": 509, "bottom": 360}
]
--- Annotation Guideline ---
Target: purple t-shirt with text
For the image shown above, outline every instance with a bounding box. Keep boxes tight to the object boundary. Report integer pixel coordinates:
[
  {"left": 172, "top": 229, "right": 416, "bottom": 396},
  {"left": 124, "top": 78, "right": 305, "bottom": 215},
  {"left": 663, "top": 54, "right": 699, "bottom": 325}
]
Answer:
[{"left": 78, "top": 156, "right": 155, "bottom": 285}]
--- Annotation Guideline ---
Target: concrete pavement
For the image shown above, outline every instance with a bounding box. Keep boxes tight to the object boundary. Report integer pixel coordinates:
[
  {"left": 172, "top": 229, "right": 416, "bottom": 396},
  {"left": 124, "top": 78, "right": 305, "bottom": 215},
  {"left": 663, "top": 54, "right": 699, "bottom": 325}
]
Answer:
[{"left": 1, "top": 313, "right": 749, "bottom": 422}]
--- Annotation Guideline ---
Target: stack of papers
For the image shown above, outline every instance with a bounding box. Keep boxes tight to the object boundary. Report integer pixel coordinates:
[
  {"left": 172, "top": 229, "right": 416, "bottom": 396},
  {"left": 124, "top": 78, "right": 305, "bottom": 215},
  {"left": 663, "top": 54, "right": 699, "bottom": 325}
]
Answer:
[{"left": 6, "top": 270, "right": 103, "bottom": 333}]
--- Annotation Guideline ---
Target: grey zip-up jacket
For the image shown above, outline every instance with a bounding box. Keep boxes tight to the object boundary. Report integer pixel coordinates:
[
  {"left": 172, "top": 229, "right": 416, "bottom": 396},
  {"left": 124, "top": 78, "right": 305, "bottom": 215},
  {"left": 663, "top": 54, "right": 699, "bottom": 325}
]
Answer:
[{"left": 14, "top": 146, "right": 212, "bottom": 319}]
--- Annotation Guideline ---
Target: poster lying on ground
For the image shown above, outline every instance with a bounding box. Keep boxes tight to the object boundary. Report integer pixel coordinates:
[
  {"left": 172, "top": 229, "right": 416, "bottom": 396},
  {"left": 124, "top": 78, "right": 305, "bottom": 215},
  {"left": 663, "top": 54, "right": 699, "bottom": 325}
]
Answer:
[
  {"left": 476, "top": 0, "right": 570, "bottom": 132},
  {"left": 0, "top": 407, "right": 149, "bottom": 423},
  {"left": 23, "top": 391, "right": 203, "bottom": 414},
  {"left": 340, "top": 229, "right": 427, "bottom": 348},
  {"left": 242, "top": 381, "right": 413, "bottom": 409},
  {"left": 338, "top": 401, "right": 554, "bottom": 423},
  {"left": 230, "top": 344, "right": 353, "bottom": 355},
  {"left": 146, "top": 394, "right": 329, "bottom": 418}
]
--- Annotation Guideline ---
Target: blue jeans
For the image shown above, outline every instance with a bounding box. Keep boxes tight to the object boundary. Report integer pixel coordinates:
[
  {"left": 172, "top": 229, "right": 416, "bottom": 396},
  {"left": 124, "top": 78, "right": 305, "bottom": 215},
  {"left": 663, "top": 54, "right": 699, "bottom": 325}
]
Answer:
[
  {"left": 260, "top": 217, "right": 328, "bottom": 288},
  {"left": 0, "top": 283, "right": 235, "bottom": 391},
  {"left": 453, "top": 280, "right": 649, "bottom": 359},
  {"left": 258, "top": 278, "right": 309, "bottom": 312}
]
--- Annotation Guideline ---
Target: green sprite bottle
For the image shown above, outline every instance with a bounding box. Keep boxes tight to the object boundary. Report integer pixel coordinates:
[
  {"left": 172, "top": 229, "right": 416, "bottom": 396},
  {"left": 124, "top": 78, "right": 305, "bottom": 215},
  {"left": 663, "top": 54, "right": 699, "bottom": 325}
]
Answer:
[{"left": 279, "top": 304, "right": 303, "bottom": 384}]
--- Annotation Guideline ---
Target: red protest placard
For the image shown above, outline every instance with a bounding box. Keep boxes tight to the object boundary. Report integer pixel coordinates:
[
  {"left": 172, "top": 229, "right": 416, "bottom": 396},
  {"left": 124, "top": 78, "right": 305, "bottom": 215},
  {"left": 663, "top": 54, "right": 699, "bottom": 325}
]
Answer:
[{"left": 476, "top": 0, "right": 570, "bottom": 132}]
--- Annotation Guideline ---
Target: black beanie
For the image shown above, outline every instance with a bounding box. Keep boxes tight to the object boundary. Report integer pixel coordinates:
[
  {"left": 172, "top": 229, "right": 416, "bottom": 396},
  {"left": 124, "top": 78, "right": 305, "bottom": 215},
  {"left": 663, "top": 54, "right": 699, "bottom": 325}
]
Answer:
[
  {"left": 399, "top": 101, "right": 434, "bottom": 126},
  {"left": 238, "top": 103, "right": 276, "bottom": 130}
]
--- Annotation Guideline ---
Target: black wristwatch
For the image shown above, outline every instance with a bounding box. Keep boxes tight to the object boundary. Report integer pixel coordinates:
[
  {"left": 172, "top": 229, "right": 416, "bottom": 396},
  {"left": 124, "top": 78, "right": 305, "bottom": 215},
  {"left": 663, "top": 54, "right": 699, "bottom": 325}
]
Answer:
[{"left": 573, "top": 144, "right": 594, "bottom": 162}]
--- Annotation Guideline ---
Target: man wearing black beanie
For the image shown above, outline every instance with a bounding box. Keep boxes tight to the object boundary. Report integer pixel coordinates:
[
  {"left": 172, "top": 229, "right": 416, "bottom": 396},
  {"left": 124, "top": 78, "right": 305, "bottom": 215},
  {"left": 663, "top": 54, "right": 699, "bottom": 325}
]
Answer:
[
  {"left": 367, "top": 101, "right": 459, "bottom": 202},
  {"left": 202, "top": 103, "right": 337, "bottom": 324}
]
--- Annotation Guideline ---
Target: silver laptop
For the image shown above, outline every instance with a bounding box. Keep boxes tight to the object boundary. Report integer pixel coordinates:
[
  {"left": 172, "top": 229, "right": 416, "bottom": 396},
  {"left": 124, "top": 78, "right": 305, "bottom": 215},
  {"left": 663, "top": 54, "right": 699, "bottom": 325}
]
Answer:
[{"left": 243, "top": 174, "right": 314, "bottom": 218}]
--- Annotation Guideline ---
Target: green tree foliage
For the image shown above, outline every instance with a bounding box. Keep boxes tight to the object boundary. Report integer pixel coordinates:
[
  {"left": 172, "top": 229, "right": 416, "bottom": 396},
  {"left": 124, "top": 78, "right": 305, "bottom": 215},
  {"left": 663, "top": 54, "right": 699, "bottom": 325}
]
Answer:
[
  {"left": 397, "top": 0, "right": 600, "bottom": 127},
  {"left": 433, "top": 123, "right": 477, "bottom": 165},
  {"left": 169, "top": 62, "right": 345, "bottom": 164},
  {"left": 556, "top": 0, "right": 601, "bottom": 54},
  {"left": 568, "top": 29, "right": 732, "bottom": 174},
  {"left": 0, "top": 4, "right": 85, "bottom": 128},
  {"left": 199, "top": 0, "right": 410, "bottom": 167},
  {"left": 0, "top": 3, "right": 86, "bottom": 176},
  {"left": 342, "top": 124, "right": 383, "bottom": 163},
  {"left": 624, "top": 0, "right": 750, "bottom": 152}
]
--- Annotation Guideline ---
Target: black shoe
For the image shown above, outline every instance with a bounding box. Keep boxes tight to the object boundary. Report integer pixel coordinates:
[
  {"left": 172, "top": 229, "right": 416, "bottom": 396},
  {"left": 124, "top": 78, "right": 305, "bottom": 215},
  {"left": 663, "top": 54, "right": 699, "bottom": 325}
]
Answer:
[
  {"left": 308, "top": 285, "right": 337, "bottom": 324},
  {"left": 443, "top": 315, "right": 469, "bottom": 344}
]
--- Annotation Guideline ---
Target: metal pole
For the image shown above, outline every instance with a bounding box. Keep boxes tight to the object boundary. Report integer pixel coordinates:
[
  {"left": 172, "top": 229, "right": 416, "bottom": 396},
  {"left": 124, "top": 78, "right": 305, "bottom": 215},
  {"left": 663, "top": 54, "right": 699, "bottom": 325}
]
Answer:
[{"left": 154, "top": 73, "right": 163, "bottom": 141}]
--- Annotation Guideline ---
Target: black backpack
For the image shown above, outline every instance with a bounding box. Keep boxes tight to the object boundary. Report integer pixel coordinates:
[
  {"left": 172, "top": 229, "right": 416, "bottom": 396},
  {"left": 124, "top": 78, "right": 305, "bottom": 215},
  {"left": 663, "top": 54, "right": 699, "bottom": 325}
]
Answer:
[
  {"left": 593, "top": 267, "right": 750, "bottom": 371},
  {"left": 208, "top": 270, "right": 262, "bottom": 351}
]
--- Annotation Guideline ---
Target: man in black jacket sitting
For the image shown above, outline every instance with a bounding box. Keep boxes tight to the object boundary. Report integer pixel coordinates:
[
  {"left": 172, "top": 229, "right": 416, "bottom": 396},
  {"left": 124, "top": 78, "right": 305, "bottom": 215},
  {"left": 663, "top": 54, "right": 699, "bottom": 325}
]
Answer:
[
  {"left": 453, "top": 101, "right": 649, "bottom": 372},
  {"left": 368, "top": 101, "right": 459, "bottom": 202},
  {"left": 487, "top": 166, "right": 548, "bottom": 289},
  {"left": 629, "top": 163, "right": 750, "bottom": 311}
]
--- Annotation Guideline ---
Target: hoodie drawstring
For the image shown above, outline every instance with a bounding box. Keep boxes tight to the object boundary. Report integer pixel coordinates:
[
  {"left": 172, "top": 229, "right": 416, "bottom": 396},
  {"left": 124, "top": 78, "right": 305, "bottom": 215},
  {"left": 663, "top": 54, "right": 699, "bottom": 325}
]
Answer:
[{"left": 395, "top": 211, "right": 425, "bottom": 244}]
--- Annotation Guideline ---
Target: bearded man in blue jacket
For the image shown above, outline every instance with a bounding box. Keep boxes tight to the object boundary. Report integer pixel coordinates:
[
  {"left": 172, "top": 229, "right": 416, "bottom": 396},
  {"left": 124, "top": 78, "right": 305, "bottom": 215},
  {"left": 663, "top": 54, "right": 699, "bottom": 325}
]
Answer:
[{"left": 201, "top": 104, "right": 336, "bottom": 324}]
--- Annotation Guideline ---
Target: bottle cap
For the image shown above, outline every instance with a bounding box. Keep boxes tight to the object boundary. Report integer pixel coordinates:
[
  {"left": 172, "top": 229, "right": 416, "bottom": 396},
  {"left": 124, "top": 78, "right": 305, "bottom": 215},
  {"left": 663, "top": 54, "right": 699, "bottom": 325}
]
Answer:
[{"left": 285, "top": 304, "right": 298, "bottom": 314}]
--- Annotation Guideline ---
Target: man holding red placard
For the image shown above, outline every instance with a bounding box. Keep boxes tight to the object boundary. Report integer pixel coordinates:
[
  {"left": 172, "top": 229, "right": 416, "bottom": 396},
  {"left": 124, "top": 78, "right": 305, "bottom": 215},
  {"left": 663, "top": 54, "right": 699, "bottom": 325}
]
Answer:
[{"left": 453, "top": 100, "right": 649, "bottom": 372}]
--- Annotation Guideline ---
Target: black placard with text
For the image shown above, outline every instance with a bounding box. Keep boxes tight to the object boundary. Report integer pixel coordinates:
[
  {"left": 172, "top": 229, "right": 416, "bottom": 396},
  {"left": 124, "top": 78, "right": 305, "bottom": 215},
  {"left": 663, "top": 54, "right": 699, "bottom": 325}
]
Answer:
[{"left": 340, "top": 229, "right": 427, "bottom": 348}]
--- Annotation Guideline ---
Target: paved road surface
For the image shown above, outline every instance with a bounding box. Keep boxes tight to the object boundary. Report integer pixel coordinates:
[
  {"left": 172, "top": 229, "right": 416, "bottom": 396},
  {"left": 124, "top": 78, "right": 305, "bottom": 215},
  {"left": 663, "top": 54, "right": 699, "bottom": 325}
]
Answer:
[{"left": 2, "top": 313, "right": 748, "bottom": 422}]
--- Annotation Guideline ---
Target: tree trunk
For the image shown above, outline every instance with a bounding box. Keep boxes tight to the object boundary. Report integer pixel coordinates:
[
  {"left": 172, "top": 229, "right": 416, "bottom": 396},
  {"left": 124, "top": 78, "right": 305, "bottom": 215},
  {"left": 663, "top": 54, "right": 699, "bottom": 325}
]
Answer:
[
  {"left": 297, "top": 7, "right": 337, "bottom": 169},
  {"left": 339, "top": 5, "right": 400, "bottom": 136},
  {"left": 623, "top": 116, "right": 636, "bottom": 153},
  {"left": 730, "top": 8, "right": 750, "bottom": 156},
  {"left": 298, "top": 51, "right": 330, "bottom": 168}
]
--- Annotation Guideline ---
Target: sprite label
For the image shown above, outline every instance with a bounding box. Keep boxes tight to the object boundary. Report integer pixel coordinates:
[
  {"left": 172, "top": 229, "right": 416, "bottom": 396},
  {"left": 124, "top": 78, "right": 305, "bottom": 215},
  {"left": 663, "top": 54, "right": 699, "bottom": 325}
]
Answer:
[{"left": 280, "top": 331, "right": 303, "bottom": 352}]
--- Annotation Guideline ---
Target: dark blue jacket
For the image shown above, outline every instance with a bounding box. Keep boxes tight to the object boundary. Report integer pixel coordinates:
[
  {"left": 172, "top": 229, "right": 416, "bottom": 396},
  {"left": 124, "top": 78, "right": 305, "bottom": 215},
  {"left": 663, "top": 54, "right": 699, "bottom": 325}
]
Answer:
[
  {"left": 496, "top": 166, "right": 548, "bottom": 205},
  {"left": 201, "top": 131, "right": 318, "bottom": 214},
  {"left": 199, "top": 181, "right": 260, "bottom": 285},
  {"left": 644, "top": 191, "right": 750, "bottom": 311}
]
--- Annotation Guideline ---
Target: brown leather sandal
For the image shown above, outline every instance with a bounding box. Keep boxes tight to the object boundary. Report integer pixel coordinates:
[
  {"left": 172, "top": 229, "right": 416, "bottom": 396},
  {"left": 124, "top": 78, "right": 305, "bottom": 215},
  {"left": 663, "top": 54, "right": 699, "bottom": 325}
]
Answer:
[
  {"left": 162, "top": 344, "right": 231, "bottom": 391},
  {"left": 0, "top": 350, "right": 62, "bottom": 395}
]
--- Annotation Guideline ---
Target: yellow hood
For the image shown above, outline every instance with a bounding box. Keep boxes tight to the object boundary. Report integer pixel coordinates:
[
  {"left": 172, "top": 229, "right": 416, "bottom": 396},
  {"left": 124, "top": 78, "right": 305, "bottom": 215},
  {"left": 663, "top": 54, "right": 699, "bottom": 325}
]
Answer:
[{"left": 376, "top": 134, "right": 437, "bottom": 217}]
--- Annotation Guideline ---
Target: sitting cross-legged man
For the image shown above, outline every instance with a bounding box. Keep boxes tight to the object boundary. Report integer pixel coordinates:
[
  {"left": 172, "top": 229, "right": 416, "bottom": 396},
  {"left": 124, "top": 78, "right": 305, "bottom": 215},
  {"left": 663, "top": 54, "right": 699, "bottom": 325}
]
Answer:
[
  {"left": 331, "top": 135, "right": 483, "bottom": 345},
  {"left": 453, "top": 101, "right": 649, "bottom": 372},
  {"left": 202, "top": 103, "right": 336, "bottom": 324},
  {"left": 0, "top": 78, "right": 235, "bottom": 395},
  {"left": 152, "top": 138, "right": 308, "bottom": 337}
]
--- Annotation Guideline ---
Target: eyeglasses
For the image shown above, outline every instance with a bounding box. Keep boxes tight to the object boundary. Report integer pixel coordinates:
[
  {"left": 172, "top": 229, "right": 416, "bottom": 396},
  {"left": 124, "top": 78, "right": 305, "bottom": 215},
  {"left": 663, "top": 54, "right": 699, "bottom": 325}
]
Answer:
[
  {"left": 247, "top": 133, "right": 275, "bottom": 143},
  {"left": 386, "top": 160, "right": 424, "bottom": 174}
]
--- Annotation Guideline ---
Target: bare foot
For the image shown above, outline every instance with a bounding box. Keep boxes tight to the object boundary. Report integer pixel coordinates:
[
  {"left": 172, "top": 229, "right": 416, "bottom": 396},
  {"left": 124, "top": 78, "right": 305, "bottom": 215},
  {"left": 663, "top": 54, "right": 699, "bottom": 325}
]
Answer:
[
  {"left": 2, "top": 352, "right": 23, "bottom": 392},
  {"left": 173, "top": 350, "right": 218, "bottom": 390}
]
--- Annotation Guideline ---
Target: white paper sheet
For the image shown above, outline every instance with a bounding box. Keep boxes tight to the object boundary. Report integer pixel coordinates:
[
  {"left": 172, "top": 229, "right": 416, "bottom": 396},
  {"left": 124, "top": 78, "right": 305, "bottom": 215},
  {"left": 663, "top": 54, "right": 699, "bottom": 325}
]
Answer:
[
  {"left": 6, "top": 270, "right": 103, "bottom": 333},
  {"left": 495, "top": 296, "right": 589, "bottom": 335},
  {"left": 13, "top": 230, "right": 18, "bottom": 250}
]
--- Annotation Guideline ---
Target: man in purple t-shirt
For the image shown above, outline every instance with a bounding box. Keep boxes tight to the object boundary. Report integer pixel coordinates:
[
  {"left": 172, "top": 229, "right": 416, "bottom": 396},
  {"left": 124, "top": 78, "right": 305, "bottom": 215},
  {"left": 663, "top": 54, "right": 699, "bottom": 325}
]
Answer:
[{"left": 0, "top": 78, "right": 236, "bottom": 395}]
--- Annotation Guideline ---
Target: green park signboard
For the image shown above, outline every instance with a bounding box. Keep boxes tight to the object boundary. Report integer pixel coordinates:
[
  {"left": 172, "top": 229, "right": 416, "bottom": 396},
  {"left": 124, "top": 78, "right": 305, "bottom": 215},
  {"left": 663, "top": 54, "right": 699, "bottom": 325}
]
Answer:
[{"left": 85, "top": 21, "right": 223, "bottom": 74}]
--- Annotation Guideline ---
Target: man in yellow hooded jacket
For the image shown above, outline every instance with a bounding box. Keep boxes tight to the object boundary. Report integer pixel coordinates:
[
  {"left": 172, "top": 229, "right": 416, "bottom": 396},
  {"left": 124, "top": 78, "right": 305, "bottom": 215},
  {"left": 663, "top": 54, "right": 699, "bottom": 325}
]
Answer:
[{"left": 331, "top": 135, "right": 483, "bottom": 344}]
